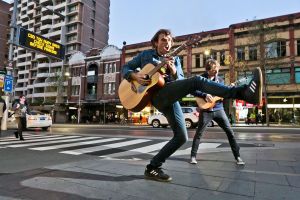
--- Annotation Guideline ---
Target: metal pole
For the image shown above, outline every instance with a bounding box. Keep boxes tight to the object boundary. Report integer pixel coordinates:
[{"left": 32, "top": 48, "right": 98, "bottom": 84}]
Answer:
[
  {"left": 77, "top": 74, "right": 81, "bottom": 124},
  {"left": 2, "top": 0, "right": 18, "bottom": 131}
]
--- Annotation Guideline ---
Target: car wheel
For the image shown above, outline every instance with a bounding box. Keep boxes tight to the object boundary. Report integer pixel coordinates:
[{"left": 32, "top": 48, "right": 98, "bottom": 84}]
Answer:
[
  {"left": 152, "top": 120, "right": 160, "bottom": 128},
  {"left": 42, "top": 127, "right": 49, "bottom": 131},
  {"left": 185, "top": 119, "right": 193, "bottom": 129}
]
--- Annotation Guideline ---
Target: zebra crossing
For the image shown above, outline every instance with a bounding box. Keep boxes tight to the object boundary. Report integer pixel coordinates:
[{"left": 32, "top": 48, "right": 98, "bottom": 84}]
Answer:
[{"left": 0, "top": 133, "right": 241, "bottom": 160}]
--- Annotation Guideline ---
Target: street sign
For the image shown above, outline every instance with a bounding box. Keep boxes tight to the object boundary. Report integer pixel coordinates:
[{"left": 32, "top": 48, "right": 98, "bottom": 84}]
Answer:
[
  {"left": 4, "top": 75, "right": 13, "bottom": 93},
  {"left": 17, "top": 26, "right": 65, "bottom": 60}
]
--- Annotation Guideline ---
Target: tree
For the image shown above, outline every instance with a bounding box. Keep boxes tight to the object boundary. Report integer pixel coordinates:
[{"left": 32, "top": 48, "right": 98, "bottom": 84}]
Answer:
[{"left": 229, "top": 19, "right": 279, "bottom": 126}]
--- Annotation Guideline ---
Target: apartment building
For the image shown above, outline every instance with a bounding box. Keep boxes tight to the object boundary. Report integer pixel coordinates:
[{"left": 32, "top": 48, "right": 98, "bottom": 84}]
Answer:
[
  {"left": 121, "top": 12, "right": 300, "bottom": 124},
  {"left": 0, "top": 0, "right": 11, "bottom": 70},
  {"left": 65, "top": 45, "right": 121, "bottom": 123},
  {"left": 11, "top": 0, "right": 109, "bottom": 121}
]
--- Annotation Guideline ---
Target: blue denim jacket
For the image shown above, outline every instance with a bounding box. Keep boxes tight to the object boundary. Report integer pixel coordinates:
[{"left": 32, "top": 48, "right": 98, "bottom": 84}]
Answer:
[{"left": 122, "top": 49, "right": 184, "bottom": 82}]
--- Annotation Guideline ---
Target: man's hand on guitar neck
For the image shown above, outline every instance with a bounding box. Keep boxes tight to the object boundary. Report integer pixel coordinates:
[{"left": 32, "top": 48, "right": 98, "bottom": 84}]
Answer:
[
  {"left": 163, "top": 57, "right": 177, "bottom": 76},
  {"left": 205, "top": 94, "right": 213, "bottom": 103},
  {"left": 130, "top": 72, "right": 151, "bottom": 86}
]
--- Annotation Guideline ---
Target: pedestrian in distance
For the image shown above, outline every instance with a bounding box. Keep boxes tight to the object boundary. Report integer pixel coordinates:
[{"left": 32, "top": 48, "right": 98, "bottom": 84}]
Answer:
[
  {"left": 139, "top": 113, "right": 143, "bottom": 124},
  {"left": 229, "top": 113, "right": 234, "bottom": 126},
  {"left": 256, "top": 112, "right": 263, "bottom": 125},
  {"left": 190, "top": 59, "right": 245, "bottom": 166},
  {"left": 12, "top": 95, "right": 30, "bottom": 141},
  {"left": 0, "top": 96, "right": 7, "bottom": 136},
  {"left": 121, "top": 28, "right": 262, "bottom": 182}
]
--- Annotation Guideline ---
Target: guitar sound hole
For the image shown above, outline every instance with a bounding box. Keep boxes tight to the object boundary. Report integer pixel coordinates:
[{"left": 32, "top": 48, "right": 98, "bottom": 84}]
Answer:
[{"left": 144, "top": 74, "right": 150, "bottom": 80}]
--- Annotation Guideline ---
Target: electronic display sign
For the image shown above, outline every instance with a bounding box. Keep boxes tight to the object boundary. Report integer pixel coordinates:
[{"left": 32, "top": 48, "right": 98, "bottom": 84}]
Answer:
[{"left": 17, "top": 27, "right": 65, "bottom": 60}]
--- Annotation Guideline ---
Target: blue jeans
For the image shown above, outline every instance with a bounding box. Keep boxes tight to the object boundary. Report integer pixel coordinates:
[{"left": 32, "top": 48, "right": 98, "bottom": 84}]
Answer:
[
  {"left": 191, "top": 109, "right": 240, "bottom": 159},
  {"left": 150, "top": 76, "right": 244, "bottom": 168}
]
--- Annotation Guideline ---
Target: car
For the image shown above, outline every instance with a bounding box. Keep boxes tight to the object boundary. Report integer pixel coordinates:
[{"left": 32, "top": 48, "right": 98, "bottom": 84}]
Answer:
[
  {"left": 8, "top": 110, "right": 52, "bottom": 131},
  {"left": 147, "top": 107, "right": 199, "bottom": 129}
]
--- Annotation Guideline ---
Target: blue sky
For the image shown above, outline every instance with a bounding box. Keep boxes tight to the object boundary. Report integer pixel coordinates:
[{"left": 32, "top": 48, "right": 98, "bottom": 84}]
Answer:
[
  {"left": 5, "top": 0, "right": 300, "bottom": 48},
  {"left": 109, "top": 0, "right": 300, "bottom": 48}
]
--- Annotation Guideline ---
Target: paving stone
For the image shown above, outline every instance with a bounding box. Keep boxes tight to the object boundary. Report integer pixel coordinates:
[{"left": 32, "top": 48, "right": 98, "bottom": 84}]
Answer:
[{"left": 217, "top": 178, "right": 255, "bottom": 196}]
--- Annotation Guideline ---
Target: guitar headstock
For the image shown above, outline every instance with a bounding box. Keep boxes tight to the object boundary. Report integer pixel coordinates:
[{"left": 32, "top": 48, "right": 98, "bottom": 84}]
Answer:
[
  {"left": 168, "top": 35, "right": 202, "bottom": 57},
  {"left": 185, "top": 35, "right": 202, "bottom": 47}
]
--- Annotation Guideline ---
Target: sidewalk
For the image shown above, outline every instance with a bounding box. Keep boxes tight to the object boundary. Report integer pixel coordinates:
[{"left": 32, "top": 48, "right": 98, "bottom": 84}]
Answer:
[
  {"left": 0, "top": 141, "right": 299, "bottom": 199},
  {"left": 51, "top": 122, "right": 300, "bottom": 130}
]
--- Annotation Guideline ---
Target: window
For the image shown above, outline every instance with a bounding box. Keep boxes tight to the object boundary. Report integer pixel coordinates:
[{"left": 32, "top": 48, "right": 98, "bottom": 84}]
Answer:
[
  {"left": 104, "top": 64, "right": 109, "bottom": 73},
  {"left": 265, "top": 41, "right": 286, "bottom": 58},
  {"left": 249, "top": 45, "right": 257, "bottom": 61},
  {"left": 71, "top": 85, "right": 79, "bottom": 95},
  {"left": 237, "top": 47, "right": 245, "bottom": 61},
  {"left": 295, "top": 67, "right": 300, "bottom": 84},
  {"left": 211, "top": 51, "right": 217, "bottom": 60},
  {"left": 109, "top": 64, "right": 112, "bottom": 73},
  {"left": 112, "top": 63, "right": 116, "bottom": 73},
  {"left": 195, "top": 54, "right": 200, "bottom": 68},
  {"left": 69, "top": 5, "right": 78, "bottom": 12},
  {"left": 266, "top": 68, "right": 290, "bottom": 84},
  {"left": 68, "top": 15, "right": 77, "bottom": 22},
  {"left": 203, "top": 54, "right": 210, "bottom": 67},
  {"left": 66, "top": 44, "right": 76, "bottom": 52},
  {"left": 67, "top": 35, "right": 76, "bottom": 42},
  {"left": 67, "top": 24, "right": 77, "bottom": 31},
  {"left": 111, "top": 83, "right": 115, "bottom": 94},
  {"left": 220, "top": 51, "right": 225, "bottom": 66}
]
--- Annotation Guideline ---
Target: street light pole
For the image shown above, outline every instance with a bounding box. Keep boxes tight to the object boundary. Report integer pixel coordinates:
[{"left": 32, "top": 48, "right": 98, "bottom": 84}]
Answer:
[
  {"left": 2, "top": 0, "right": 18, "bottom": 131},
  {"left": 78, "top": 70, "right": 81, "bottom": 124}
]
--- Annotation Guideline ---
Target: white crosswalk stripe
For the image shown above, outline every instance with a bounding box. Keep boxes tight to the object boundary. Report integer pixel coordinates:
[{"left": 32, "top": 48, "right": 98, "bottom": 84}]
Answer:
[
  {"left": 99, "top": 141, "right": 168, "bottom": 158},
  {"left": 30, "top": 137, "right": 124, "bottom": 151},
  {"left": 0, "top": 134, "right": 227, "bottom": 160},
  {"left": 0, "top": 134, "right": 65, "bottom": 142},
  {"left": 60, "top": 139, "right": 150, "bottom": 155},
  {"left": 7, "top": 136, "right": 99, "bottom": 148},
  {"left": 0, "top": 135, "right": 79, "bottom": 145}
]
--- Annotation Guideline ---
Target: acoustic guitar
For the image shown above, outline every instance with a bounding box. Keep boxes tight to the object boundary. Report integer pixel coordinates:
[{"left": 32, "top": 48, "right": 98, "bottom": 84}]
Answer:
[
  {"left": 118, "top": 36, "right": 202, "bottom": 112},
  {"left": 195, "top": 77, "right": 249, "bottom": 110},
  {"left": 196, "top": 96, "right": 223, "bottom": 110}
]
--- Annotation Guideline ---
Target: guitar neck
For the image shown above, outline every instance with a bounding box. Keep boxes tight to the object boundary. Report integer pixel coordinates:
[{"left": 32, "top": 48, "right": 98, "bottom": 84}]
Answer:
[{"left": 147, "top": 43, "right": 187, "bottom": 77}]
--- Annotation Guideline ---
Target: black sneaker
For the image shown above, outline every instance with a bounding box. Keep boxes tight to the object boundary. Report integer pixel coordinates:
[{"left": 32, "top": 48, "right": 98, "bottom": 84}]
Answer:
[
  {"left": 242, "top": 67, "right": 263, "bottom": 104},
  {"left": 144, "top": 166, "right": 172, "bottom": 182},
  {"left": 14, "top": 132, "right": 19, "bottom": 138}
]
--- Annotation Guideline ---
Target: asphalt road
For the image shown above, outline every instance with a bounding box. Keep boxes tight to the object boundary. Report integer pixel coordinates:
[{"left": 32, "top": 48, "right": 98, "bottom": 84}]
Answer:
[{"left": 49, "top": 124, "right": 300, "bottom": 142}]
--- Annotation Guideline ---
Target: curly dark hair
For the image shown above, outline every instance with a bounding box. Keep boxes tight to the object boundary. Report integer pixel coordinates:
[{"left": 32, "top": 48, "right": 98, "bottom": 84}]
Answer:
[{"left": 150, "top": 29, "right": 174, "bottom": 48}]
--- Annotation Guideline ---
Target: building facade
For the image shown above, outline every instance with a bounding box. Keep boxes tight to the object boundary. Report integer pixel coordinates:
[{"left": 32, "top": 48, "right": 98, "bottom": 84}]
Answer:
[
  {"left": 121, "top": 12, "right": 300, "bottom": 124},
  {"left": 10, "top": 0, "right": 109, "bottom": 121},
  {"left": 66, "top": 45, "right": 122, "bottom": 124},
  {"left": 0, "top": 0, "right": 11, "bottom": 71}
]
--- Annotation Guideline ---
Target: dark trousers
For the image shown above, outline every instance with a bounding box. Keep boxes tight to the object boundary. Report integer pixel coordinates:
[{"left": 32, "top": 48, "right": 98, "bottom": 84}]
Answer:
[
  {"left": 148, "top": 76, "right": 245, "bottom": 168},
  {"left": 191, "top": 109, "right": 240, "bottom": 159},
  {"left": 16, "top": 117, "right": 26, "bottom": 138}
]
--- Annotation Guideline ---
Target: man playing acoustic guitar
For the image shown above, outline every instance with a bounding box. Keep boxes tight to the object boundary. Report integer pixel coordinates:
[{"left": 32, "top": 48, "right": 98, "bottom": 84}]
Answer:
[
  {"left": 121, "top": 29, "right": 261, "bottom": 182},
  {"left": 190, "top": 59, "right": 245, "bottom": 165}
]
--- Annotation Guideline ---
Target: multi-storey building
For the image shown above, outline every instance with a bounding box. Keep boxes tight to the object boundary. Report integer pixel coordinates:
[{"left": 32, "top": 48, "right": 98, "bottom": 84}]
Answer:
[
  {"left": 66, "top": 45, "right": 122, "bottom": 123},
  {"left": 121, "top": 12, "right": 300, "bottom": 124},
  {"left": 11, "top": 0, "right": 109, "bottom": 122},
  {"left": 0, "top": 0, "right": 11, "bottom": 71}
]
